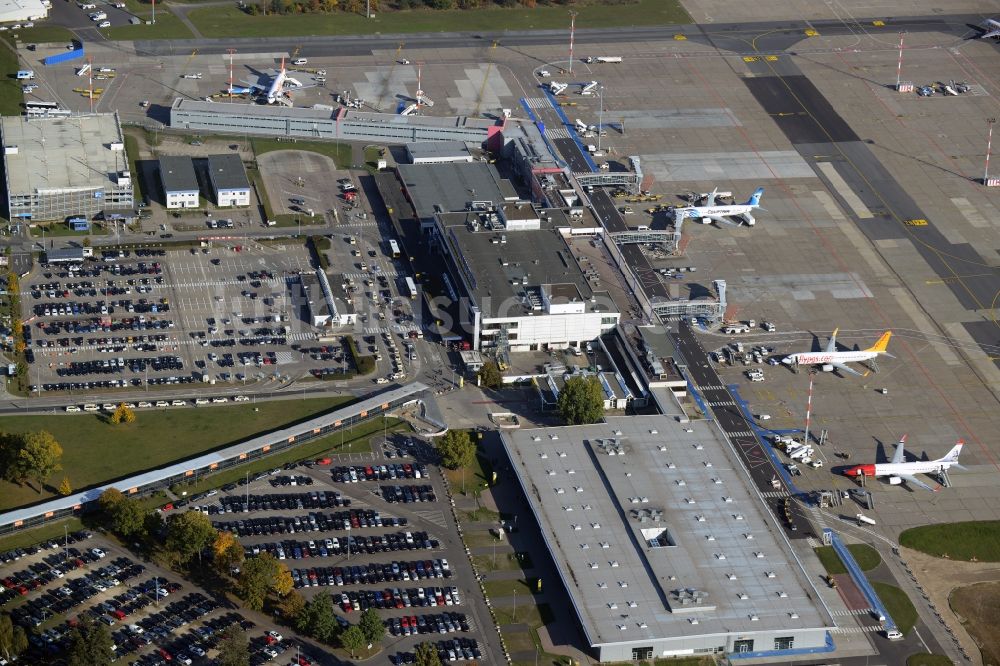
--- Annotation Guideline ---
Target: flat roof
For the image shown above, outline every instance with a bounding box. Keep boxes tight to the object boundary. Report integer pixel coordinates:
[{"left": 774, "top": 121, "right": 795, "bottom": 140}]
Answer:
[
  {"left": 207, "top": 153, "right": 249, "bottom": 191},
  {"left": 502, "top": 416, "right": 833, "bottom": 647},
  {"left": 1, "top": 113, "right": 127, "bottom": 195},
  {"left": 404, "top": 141, "right": 472, "bottom": 162},
  {"left": 397, "top": 162, "right": 516, "bottom": 218},
  {"left": 158, "top": 155, "right": 199, "bottom": 193},
  {"left": 171, "top": 99, "right": 495, "bottom": 130},
  {"left": 438, "top": 211, "right": 614, "bottom": 319}
]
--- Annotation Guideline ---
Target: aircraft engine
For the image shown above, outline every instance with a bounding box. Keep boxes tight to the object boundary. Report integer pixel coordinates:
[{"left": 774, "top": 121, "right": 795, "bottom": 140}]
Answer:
[
  {"left": 821, "top": 364, "right": 834, "bottom": 372},
  {"left": 888, "top": 476, "right": 903, "bottom": 485}
]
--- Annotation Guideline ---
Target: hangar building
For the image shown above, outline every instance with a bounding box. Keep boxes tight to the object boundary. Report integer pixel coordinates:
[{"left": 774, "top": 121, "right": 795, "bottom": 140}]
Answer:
[{"left": 501, "top": 416, "right": 836, "bottom": 662}]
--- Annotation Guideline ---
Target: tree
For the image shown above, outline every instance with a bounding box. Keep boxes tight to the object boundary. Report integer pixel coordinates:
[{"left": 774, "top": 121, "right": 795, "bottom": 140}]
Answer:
[
  {"left": 58, "top": 476, "right": 73, "bottom": 496},
  {"left": 110, "top": 402, "right": 135, "bottom": 425},
  {"left": 477, "top": 360, "right": 502, "bottom": 389},
  {"left": 216, "top": 626, "right": 250, "bottom": 666},
  {"left": 557, "top": 375, "right": 605, "bottom": 425},
  {"left": 278, "top": 589, "right": 306, "bottom": 621},
  {"left": 99, "top": 489, "right": 147, "bottom": 539},
  {"left": 166, "top": 510, "right": 217, "bottom": 564},
  {"left": 82, "top": 237, "right": 91, "bottom": 247},
  {"left": 67, "top": 616, "right": 114, "bottom": 666},
  {"left": 414, "top": 641, "right": 442, "bottom": 666},
  {"left": 273, "top": 563, "right": 294, "bottom": 597},
  {"left": 0, "top": 614, "right": 28, "bottom": 662},
  {"left": 359, "top": 607, "right": 385, "bottom": 645},
  {"left": 98, "top": 487, "right": 125, "bottom": 512},
  {"left": 237, "top": 552, "right": 281, "bottom": 611},
  {"left": 435, "top": 429, "right": 475, "bottom": 470},
  {"left": 213, "top": 531, "right": 244, "bottom": 573},
  {"left": 296, "top": 591, "right": 339, "bottom": 643},
  {"left": 13, "top": 430, "right": 63, "bottom": 492},
  {"left": 340, "top": 624, "right": 366, "bottom": 657}
]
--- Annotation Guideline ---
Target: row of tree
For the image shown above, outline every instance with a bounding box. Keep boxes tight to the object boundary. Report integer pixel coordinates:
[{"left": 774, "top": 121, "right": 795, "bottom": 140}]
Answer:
[{"left": 241, "top": 0, "right": 579, "bottom": 17}]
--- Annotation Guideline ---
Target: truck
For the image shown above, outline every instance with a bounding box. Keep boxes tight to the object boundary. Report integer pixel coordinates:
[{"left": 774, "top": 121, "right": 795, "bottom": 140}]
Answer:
[
  {"left": 76, "top": 63, "right": 91, "bottom": 77},
  {"left": 585, "top": 56, "right": 623, "bottom": 64},
  {"left": 16, "top": 70, "right": 35, "bottom": 80},
  {"left": 856, "top": 513, "right": 877, "bottom": 526}
]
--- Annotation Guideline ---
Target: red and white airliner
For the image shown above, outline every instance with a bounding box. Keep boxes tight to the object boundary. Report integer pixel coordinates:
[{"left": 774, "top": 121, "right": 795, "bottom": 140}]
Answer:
[
  {"left": 843, "top": 435, "right": 965, "bottom": 492},
  {"left": 782, "top": 328, "right": 893, "bottom": 377}
]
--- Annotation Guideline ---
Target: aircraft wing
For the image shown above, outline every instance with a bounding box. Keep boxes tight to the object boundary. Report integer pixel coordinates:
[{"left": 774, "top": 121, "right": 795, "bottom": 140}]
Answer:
[
  {"left": 891, "top": 441, "right": 906, "bottom": 464},
  {"left": 897, "top": 474, "right": 939, "bottom": 492},
  {"left": 830, "top": 362, "right": 864, "bottom": 377},
  {"left": 283, "top": 77, "right": 315, "bottom": 90},
  {"left": 825, "top": 328, "right": 839, "bottom": 354},
  {"left": 983, "top": 29, "right": 1000, "bottom": 38}
]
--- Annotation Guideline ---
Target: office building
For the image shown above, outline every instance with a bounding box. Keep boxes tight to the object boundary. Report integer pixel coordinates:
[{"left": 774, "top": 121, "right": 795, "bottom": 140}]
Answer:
[
  {"left": 206, "top": 153, "right": 251, "bottom": 207},
  {"left": 158, "top": 156, "right": 199, "bottom": 209}
]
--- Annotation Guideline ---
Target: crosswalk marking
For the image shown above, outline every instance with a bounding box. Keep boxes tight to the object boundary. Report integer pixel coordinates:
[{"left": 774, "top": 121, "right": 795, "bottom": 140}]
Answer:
[
  {"left": 726, "top": 430, "right": 756, "bottom": 438},
  {"left": 707, "top": 400, "right": 737, "bottom": 407},
  {"left": 545, "top": 128, "right": 572, "bottom": 139},
  {"left": 830, "top": 624, "right": 881, "bottom": 634},
  {"left": 522, "top": 97, "right": 549, "bottom": 109},
  {"left": 696, "top": 384, "right": 726, "bottom": 391},
  {"left": 760, "top": 490, "right": 790, "bottom": 499},
  {"left": 831, "top": 608, "right": 874, "bottom": 617}
]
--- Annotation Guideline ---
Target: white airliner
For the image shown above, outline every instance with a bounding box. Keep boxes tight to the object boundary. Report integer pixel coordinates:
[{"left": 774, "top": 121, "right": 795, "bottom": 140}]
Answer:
[
  {"left": 673, "top": 187, "right": 764, "bottom": 226},
  {"left": 782, "top": 328, "right": 892, "bottom": 377},
  {"left": 843, "top": 435, "right": 965, "bottom": 492},
  {"left": 240, "top": 58, "right": 313, "bottom": 104},
  {"left": 980, "top": 18, "right": 1000, "bottom": 39}
]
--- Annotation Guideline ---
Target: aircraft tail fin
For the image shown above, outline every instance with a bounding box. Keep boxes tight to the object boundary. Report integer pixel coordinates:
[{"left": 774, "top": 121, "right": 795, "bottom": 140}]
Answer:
[
  {"left": 865, "top": 330, "right": 892, "bottom": 353},
  {"left": 939, "top": 440, "right": 964, "bottom": 464},
  {"left": 745, "top": 187, "right": 764, "bottom": 207}
]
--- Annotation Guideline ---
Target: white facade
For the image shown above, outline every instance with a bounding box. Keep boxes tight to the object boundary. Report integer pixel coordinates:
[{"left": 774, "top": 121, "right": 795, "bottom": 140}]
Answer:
[
  {"left": 165, "top": 190, "right": 199, "bottom": 209},
  {"left": 479, "top": 310, "right": 619, "bottom": 352},
  {"left": 215, "top": 187, "right": 250, "bottom": 207}
]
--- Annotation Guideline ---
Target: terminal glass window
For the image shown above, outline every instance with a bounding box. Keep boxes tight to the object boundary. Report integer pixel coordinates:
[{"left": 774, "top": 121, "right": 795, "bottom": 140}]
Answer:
[
  {"left": 733, "top": 639, "right": 754, "bottom": 653},
  {"left": 631, "top": 647, "right": 653, "bottom": 660},
  {"left": 774, "top": 636, "right": 794, "bottom": 650}
]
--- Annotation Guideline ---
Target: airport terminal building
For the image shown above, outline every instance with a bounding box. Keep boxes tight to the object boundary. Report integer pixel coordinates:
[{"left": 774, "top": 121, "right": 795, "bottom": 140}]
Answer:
[
  {"left": 1, "top": 113, "right": 133, "bottom": 221},
  {"left": 501, "top": 416, "right": 836, "bottom": 662}
]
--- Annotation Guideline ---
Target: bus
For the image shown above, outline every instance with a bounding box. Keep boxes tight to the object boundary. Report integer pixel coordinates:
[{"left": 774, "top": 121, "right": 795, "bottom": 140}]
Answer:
[
  {"left": 388, "top": 239, "right": 401, "bottom": 259},
  {"left": 24, "top": 101, "right": 70, "bottom": 117},
  {"left": 405, "top": 276, "right": 418, "bottom": 300}
]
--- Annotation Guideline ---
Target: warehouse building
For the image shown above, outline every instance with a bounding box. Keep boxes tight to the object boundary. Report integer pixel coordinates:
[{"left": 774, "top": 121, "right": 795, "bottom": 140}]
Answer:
[
  {"left": 158, "top": 156, "right": 200, "bottom": 209},
  {"left": 396, "top": 161, "right": 518, "bottom": 234},
  {"left": 300, "top": 269, "right": 355, "bottom": 328},
  {"left": 1, "top": 113, "right": 133, "bottom": 221},
  {"left": 206, "top": 153, "right": 250, "bottom": 207},
  {"left": 170, "top": 99, "right": 503, "bottom": 147},
  {"left": 404, "top": 141, "right": 474, "bottom": 164},
  {"left": 501, "top": 416, "right": 836, "bottom": 662},
  {"left": 0, "top": 0, "right": 47, "bottom": 24},
  {"left": 433, "top": 205, "right": 620, "bottom": 353}
]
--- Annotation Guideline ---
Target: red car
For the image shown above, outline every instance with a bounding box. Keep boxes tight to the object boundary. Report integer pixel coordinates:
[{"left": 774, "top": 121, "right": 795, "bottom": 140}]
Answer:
[{"left": 158, "top": 647, "right": 172, "bottom": 661}]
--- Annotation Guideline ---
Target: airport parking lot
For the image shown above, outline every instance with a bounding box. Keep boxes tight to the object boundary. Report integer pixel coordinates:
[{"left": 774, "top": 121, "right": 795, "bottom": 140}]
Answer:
[
  {"left": 0, "top": 531, "right": 317, "bottom": 666},
  {"left": 189, "top": 435, "right": 494, "bottom": 663}
]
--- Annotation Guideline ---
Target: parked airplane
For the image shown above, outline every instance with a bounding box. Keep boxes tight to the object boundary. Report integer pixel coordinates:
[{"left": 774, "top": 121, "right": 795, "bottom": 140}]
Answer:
[
  {"left": 240, "top": 58, "right": 314, "bottom": 104},
  {"left": 843, "top": 435, "right": 965, "bottom": 492},
  {"left": 782, "top": 329, "right": 892, "bottom": 377},
  {"left": 673, "top": 187, "right": 764, "bottom": 226},
  {"left": 979, "top": 18, "right": 1000, "bottom": 38}
]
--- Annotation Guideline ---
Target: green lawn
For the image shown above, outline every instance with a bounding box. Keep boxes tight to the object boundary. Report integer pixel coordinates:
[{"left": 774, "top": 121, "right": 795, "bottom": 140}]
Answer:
[
  {"left": 0, "top": 41, "right": 24, "bottom": 116},
  {"left": 482, "top": 578, "right": 538, "bottom": 599},
  {"left": 251, "top": 138, "right": 352, "bottom": 169},
  {"left": 104, "top": 11, "right": 194, "bottom": 41},
  {"left": 461, "top": 529, "right": 502, "bottom": 549},
  {"left": 906, "top": 654, "right": 955, "bottom": 666},
  {"left": 170, "top": 419, "right": 404, "bottom": 497},
  {"left": 12, "top": 26, "right": 76, "bottom": 44},
  {"left": 900, "top": 521, "right": 1000, "bottom": 561},
  {"left": 123, "top": 133, "right": 146, "bottom": 203},
  {"left": 0, "top": 518, "right": 84, "bottom": 554},
  {"left": 814, "top": 543, "right": 882, "bottom": 575},
  {"left": 189, "top": 0, "right": 689, "bottom": 39},
  {"left": 33, "top": 221, "right": 108, "bottom": 237},
  {"left": 873, "top": 582, "right": 918, "bottom": 635},
  {"left": 0, "top": 397, "right": 351, "bottom": 511}
]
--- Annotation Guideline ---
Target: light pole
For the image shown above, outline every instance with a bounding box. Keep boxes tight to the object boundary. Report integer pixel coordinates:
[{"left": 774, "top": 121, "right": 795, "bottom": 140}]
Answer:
[
  {"left": 984, "top": 118, "right": 996, "bottom": 185},
  {"left": 568, "top": 11, "right": 577, "bottom": 75},
  {"left": 597, "top": 85, "right": 604, "bottom": 153}
]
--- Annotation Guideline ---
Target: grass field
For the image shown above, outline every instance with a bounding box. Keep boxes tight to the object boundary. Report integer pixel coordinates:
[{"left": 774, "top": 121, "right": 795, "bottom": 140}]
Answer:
[
  {"left": 873, "top": 582, "right": 918, "bottom": 635},
  {"left": 251, "top": 138, "right": 353, "bottom": 169},
  {"left": 189, "top": 0, "right": 689, "bottom": 39},
  {"left": 482, "top": 578, "right": 538, "bottom": 598},
  {"left": 11, "top": 26, "right": 76, "bottom": 44},
  {"left": 0, "top": 397, "right": 351, "bottom": 511},
  {"left": 105, "top": 11, "right": 193, "bottom": 41},
  {"left": 951, "top": 581, "right": 1000, "bottom": 666},
  {"left": 900, "top": 521, "right": 1000, "bottom": 561},
  {"left": 814, "top": 543, "right": 882, "bottom": 575},
  {"left": 906, "top": 654, "right": 955, "bottom": 666},
  {"left": 0, "top": 41, "right": 24, "bottom": 117}
]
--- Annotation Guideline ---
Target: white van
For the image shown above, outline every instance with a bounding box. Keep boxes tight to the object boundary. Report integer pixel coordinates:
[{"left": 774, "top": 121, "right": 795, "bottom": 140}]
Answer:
[{"left": 292, "top": 58, "right": 307, "bottom": 65}]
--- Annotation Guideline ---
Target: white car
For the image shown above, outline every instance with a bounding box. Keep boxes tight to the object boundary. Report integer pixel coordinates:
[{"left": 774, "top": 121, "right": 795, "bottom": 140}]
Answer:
[
  {"left": 212, "top": 397, "right": 228, "bottom": 403},
  {"left": 195, "top": 398, "right": 209, "bottom": 405},
  {"left": 137, "top": 401, "right": 152, "bottom": 408},
  {"left": 155, "top": 401, "right": 169, "bottom": 408},
  {"left": 234, "top": 395, "right": 249, "bottom": 402},
  {"left": 267, "top": 630, "right": 283, "bottom": 642},
  {"left": 65, "top": 405, "right": 81, "bottom": 413},
  {"left": 97, "top": 20, "right": 110, "bottom": 27},
  {"left": 171, "top": 399, "right": 186, "bottom": 406},
  {"left": 91, "top": 547, "right": 106, "bottom": 558}
]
